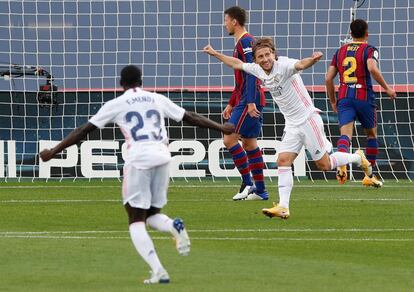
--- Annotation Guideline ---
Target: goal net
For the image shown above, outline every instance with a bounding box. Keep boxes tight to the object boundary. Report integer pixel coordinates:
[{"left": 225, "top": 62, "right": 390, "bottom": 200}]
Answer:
[{"left": 0, "top": 0, "right": 412, "bottom": 181}]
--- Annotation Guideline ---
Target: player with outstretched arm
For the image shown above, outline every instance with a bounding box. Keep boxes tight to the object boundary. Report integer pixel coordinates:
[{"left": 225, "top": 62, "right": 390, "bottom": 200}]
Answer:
[
  {"left": 326, "top": 19, "right": 396, "bottom": 187},
  {"left": 204, "top": 38, "right": 372, "bottom": 219},
  {"left": 40, "top": 65, "right": 234, "bottom": 284}
]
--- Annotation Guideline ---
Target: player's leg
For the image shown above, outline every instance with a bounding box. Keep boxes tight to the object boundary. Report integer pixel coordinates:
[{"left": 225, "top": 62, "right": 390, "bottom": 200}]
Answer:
[
  {"left": 239, "top": 106, "right": 267, "bottom": 200},
  {"left": 262, "top": 151, "right": 296, "bottom": 219},
  {"left": 123, "top": 165, "right": 169, "bottom": 284},
  {"left": 336, "top": 99, "right": 357, "bottom": 184},
  {"left": 147, "top": 163, "right": 190, "bottom": 256},
  {"left": 242, "top": 137, "right": 268, "bottom": 200},
  {"left": 226, "top": 105, "right": 256, "bottom": 200},
  {"left": 356, "top": 102, "right": 382, "bottom": 187},
  {"left": 262, "top": 126, "right": 301, "bottom": 219},
  {"left": 304, "top": 113, "right": 371, "bottom": 175}
]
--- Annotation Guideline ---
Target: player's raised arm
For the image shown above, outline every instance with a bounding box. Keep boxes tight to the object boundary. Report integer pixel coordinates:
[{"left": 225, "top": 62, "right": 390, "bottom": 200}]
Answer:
[
  {"left": 325, "top": 65, "right": 338, "bottom": 113},
  {"left": 367, "top": 59, "right": 396, "bottom": 99},
  {"left": 294, "top": 51, "right": 323, "bottom": 71},
  {"left": 203, "top": 45, "right": 244, "bottom": 70},
  {"left": 39, "top": 122, "right": 97, "bottom": 162}
]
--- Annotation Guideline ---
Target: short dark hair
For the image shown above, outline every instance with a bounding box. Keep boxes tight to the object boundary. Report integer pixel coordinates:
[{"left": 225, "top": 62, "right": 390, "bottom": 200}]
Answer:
[
  {"left": 120, "top": 65, "right": 142, "bottom": 87},
  {"left": 224, "top": 6, "right": 247, "bottom": 26},
  {"left": 350, "top": 19, "right": 368, "bottom": 38},
  {"left": 252, "top": 37, "right": 278, "bottom": 60}
]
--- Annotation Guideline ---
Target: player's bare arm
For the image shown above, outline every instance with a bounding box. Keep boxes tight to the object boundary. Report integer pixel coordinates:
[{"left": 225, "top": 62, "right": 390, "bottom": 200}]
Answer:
[
  {"left": 183, "top": 111, "right": 235, "bottom": 135},
  {"left": 203, "top": 45, "right": 244, "bottom": 70},
  {"left": 367, "top": 59, "right": 397, "bottom": 99},
  {"left": 294, "top": 51, "right": 323, "bottom": 71},
  {"left": 40, "top": 123, "right": 97, "bottom": 162},
  {"left": 325, "top": 65, "right": 338, "bottom": 113}
]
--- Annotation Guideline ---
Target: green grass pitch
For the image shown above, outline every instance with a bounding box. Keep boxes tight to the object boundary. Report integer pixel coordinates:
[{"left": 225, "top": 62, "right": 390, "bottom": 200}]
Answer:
[{"left": 0, "top": 179, "right": 413, "bottom": 291}]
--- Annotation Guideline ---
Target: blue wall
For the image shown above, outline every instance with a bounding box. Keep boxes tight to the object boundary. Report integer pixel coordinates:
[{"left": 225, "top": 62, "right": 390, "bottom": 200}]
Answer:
[{"left": 0, "top": 0, "right": 413, "bottom": 90}]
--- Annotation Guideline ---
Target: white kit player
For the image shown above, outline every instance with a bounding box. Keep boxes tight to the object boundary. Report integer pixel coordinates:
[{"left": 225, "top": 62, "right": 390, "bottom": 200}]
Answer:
[
  {"left": 204, "top": 38, "right": 372, "bottom": 219},
  {"left": 40, "top": 65, "right": 234, "bottom": 284}
]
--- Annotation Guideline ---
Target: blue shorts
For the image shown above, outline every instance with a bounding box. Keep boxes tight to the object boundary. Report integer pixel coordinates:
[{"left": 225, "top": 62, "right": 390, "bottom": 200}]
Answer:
[
  {"left": 228, "top": 104, "right": 263, "bottom": 138},
  {"left": 337, "top": 99, "right": 376, "bottom": 129}
]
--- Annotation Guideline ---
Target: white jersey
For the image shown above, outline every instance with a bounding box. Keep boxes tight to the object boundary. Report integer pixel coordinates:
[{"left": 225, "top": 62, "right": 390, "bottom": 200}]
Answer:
[
  {"left": 242, "top": 57, "right": 320, "bottom": 126},
  {"left": 89, "top": 87, "right": 185, "bottom": 169}
]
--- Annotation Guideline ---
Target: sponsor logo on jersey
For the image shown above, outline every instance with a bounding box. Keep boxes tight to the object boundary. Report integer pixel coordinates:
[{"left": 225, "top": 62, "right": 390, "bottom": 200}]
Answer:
[{"left": 242, "top": 47, "right": 252, "bottom": 54}]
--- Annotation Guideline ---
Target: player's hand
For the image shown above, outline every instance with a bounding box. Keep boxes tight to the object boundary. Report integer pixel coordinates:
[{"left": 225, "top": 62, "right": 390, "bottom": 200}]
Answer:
[
  {"left": 312, "top": 51, "right": 323, "bottom": 62},
  {"left": 39, "top": 149, "right": 55, "bottom": 162},
  {"left": 222, "top": 104, "right": 233, "bottom": 119},
  {"left": 247, "top": 103, "right": 260, "bottom": 118},
  {"left": 386, "top": 88, "right": 397, "bottom": 100},
  {"left": 330, "top": 101, "right": 338, "bottom": 113},
  {"left": 222, "top": 122, "right": 235, "bottom": 135},
  {"left": 203, "top": 45, "right": 217, "bottom": 56}
]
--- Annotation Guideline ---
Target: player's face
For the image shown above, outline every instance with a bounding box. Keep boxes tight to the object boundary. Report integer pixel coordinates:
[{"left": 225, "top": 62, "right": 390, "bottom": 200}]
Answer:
[
  {"left": 224, "top": 14, "right": 235, "bottom": 35},
  {"left": 254, "top": 47, "right": 275, "bottom": 72}
]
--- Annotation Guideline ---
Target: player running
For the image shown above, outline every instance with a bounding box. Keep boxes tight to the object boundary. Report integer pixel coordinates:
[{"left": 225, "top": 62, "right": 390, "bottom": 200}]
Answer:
[
  {"left": 222, "top": 6, "right": 268, "bottom": 201},
  {"left": 40, "top": 65, "right": 234, "bottom": 284},
  {"left": 204, "top": 38, "right": 372, "bottom": 219},
  {"left": 326, "top": 19, "right": 396, "bottom": 187}
]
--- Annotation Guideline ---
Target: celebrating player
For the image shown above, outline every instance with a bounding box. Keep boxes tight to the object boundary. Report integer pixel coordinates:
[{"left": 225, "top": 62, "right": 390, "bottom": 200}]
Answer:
[
  {"left": 221, "top": 6, "right": 268, "bottom": 201},
  {"left": 326, "top": 19, "right": 396, "bottom": 187},
  {"left": 204, "top": 38, "right": 372, "bottom": 219},
  {"left": 40, "top": 65, "right": 234, "bottom": 284}
]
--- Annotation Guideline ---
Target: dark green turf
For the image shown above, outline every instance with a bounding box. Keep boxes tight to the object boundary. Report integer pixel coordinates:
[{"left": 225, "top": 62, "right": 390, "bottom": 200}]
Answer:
[{"left": 0, "top": 180, "right": 413, "bottom": 291}]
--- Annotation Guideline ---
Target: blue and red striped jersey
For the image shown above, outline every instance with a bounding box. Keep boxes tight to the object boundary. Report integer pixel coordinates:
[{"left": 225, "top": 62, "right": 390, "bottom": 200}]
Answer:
[
  {"left": 331, "top": 42, "right": 378, "bottom": 104},
  {"left": 228, "top": 33, "right": 265, "bottom": 107}
]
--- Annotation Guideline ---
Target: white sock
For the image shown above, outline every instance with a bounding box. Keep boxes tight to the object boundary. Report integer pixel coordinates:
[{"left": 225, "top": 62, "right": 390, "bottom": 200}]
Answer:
[
  {"left": 146, "top": 213, "right": 173, "bottom": 233},
  {"left": 129, "top": 222, "right": 164, "bottom": 274},
  {"left": 329, "top": 152, "right": 361, "bottom": 170},
  {"left": 278, "top": 166, "right": 293, "bottom": 209}
]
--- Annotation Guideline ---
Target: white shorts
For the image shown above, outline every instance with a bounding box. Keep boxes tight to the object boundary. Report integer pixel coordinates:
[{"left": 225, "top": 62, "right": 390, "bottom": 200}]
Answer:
[
  {"left": 122, "top": 163, "right": 170, "bottom": 209},
  {"left": 279, "top": 113, "right": 332, "bottom": 161}
]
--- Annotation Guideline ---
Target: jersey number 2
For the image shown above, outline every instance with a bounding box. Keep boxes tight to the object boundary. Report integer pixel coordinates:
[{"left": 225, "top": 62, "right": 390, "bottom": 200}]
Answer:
[
  {"left": 125, "top": 110, "right": 163, "bottom": 141},
  {"left": 342, "top": 56, "right": 357, "bottom": 84}
]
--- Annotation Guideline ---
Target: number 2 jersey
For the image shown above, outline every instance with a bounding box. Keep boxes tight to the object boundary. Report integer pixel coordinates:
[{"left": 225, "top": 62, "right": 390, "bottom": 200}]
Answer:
[
  {"left": 330, "top": 42, "right": 379, "bottom": 105},
  {"left": 89, "top": 87, "right": 185, "bottom": 169}
]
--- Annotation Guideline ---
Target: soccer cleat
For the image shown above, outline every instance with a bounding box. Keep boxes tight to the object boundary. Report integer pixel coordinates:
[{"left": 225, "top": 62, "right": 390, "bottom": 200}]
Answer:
[
  {"left": 171, "top": 218, "right": 190, "bottom": 256},
  {"left": 355, "top": 149, "right": 372, "bottom": 177},
  {"left": 232, "top": 183, "right": 254, "bottom": 200},
  {"left": 143, "top": 270, "right": 170, "bottom": 284},
  {"left": 362, "top": 175, "right": 383, "bottom": 188},
  {"left": 244, "top": 187, "right": 269, "bottom": 201},
  {"left": 262, "top": 203, "right": 290, "bottom": 219},
  {"left": 336, "top": 165, "right": 347, "bottom": 184}
]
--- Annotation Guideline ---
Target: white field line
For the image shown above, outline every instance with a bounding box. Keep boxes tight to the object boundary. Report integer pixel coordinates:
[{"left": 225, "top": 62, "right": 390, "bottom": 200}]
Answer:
[
  {"left": 0, "top": 234, "right": 412, "bottom": 242},
  {"left": 0, "top": 184, "right": 413, "bottom": 189},
  {"left": 0, "top": 198, "right": 413, "bottom": 204},
  {"left": 0, "top": 228, "right": 414, "bottom": 235}
]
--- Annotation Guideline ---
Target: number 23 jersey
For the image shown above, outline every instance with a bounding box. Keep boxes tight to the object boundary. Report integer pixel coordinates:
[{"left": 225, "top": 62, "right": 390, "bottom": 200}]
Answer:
[{"left": 89, "top": 87, "right": 185, "bottom": 169}]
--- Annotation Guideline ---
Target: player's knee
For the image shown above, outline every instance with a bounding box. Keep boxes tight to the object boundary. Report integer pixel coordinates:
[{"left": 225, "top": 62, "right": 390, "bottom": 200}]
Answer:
[
  {"left": 315, "top": 159, "right": 330, "bottom": 171},
  {"left": 277, "top": 156, "right": 292, "bottom": 166},
  {"left": 242, "top": 139, "right": 258, "bottom": 151},
  {"left": 223, "top": 135, "right": 238, "bottom": 149},
  {"left": 125, "top": 203, "right": 147, "bottom": 224},
  {"left": 146, "top": 206, "right": 161, "bottom": 219}
]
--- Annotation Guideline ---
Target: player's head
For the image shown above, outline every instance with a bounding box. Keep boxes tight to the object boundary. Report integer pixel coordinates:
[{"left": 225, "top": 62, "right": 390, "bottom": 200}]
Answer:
[
  {"left": 224, "top": 6, "right": 247, "bottom": 35},
  {"left": 350, "top": 19, "right": 368, "bottom": 39},
  {"left": 252, "top": 38, "right": 277, "bottom": 72},
  {"left": 120, "top": 65, "right": 142, "bottom": 89}
]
